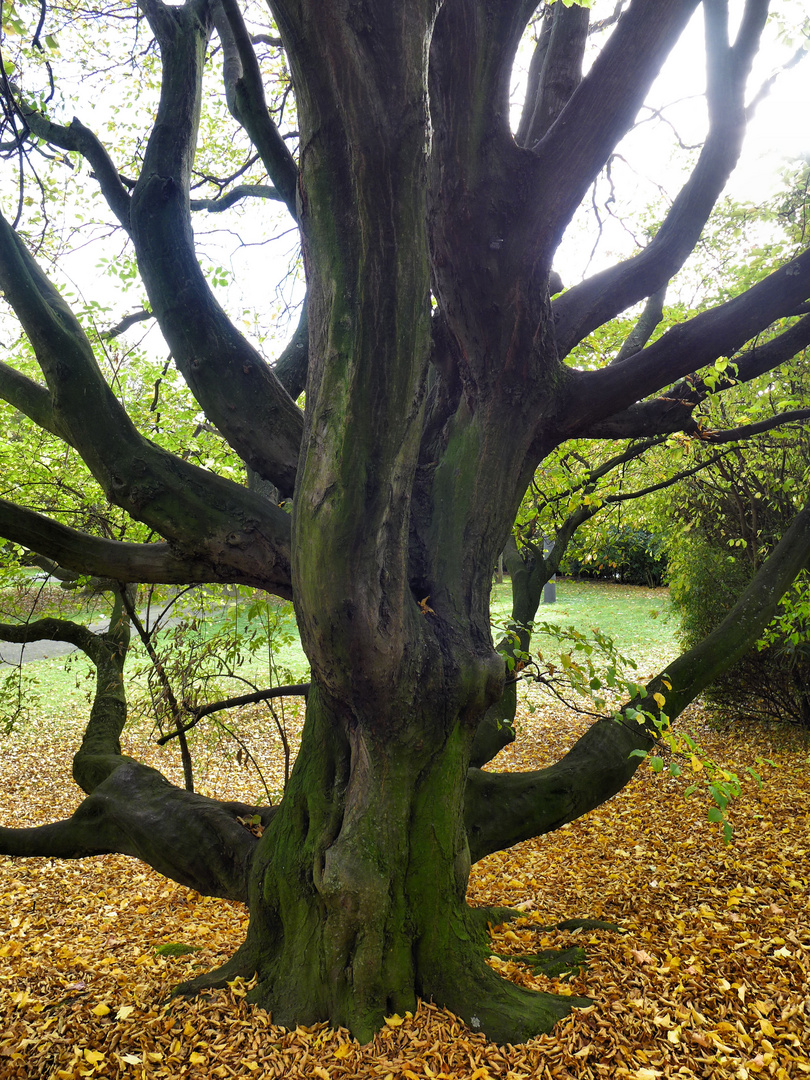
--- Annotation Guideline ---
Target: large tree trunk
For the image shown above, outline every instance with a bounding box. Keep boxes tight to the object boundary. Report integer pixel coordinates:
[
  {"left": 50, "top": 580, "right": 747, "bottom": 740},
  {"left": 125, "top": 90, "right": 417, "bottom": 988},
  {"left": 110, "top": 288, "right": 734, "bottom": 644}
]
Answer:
[{"left": 184, "top": 680, "right": 584, "bottom": 1044}]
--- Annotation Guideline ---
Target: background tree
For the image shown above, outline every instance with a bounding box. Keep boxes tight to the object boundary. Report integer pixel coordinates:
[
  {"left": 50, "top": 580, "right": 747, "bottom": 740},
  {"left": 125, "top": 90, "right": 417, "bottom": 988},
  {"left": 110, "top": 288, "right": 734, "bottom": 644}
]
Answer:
[{"left": 1, "top": 0, "right": 810, "bottom": 1046}]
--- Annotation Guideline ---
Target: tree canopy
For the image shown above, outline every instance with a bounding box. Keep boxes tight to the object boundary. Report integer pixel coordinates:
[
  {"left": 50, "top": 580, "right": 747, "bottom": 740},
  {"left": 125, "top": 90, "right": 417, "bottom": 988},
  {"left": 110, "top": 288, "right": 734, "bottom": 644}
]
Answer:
[{"left": 1, "top": 0, "right": 809, "bottom": 1046}]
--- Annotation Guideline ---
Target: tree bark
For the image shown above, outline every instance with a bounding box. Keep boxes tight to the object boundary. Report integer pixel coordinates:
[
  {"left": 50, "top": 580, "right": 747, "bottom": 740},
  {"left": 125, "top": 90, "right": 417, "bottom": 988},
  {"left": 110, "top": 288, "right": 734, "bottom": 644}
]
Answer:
[{"left": 179, "top": 683, "right": 586, "bottom": 1044}]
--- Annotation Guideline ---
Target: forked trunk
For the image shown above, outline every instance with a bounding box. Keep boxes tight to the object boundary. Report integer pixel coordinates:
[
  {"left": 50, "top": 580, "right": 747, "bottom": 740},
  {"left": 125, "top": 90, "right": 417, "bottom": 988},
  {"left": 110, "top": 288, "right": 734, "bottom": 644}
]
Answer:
[{"left": 216, "top": 680, "right": 582, "bottom": 1044}]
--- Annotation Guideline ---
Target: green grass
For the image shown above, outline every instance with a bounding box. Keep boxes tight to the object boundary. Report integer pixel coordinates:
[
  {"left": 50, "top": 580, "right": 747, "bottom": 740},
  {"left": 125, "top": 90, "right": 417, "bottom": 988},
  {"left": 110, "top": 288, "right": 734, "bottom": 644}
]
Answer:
[
  {"left": 2, "top": 579, "right": 680, "bottom": 725},
  {"left": 490, "top": 577, "right": 679, "bottom": 679}
]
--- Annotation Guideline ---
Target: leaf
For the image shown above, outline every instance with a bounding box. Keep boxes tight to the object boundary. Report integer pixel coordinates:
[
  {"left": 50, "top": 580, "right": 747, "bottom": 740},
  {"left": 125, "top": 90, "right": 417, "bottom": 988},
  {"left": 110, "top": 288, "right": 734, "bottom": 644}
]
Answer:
[
  {"left": 384, "top": 1013, "right": 404, "bottom": 1027},
  {"left": 154, "top": 942, "right": 201, "bottom": 956},
  {"left": 83, "top": 1049, "right": 105, "bottom": 1065},
  {"left": 91, "top": 1003, "right": 111, "bottom": 1017},
  {"left": 189, "top": 1051, "right": 206, "bottom": 1065},
  {"left": 121, "top": 1055, "right": 142, "bottom": 1065},
  {"left": 115, "top": 1004, "right": 135, "bottom": 1020}
]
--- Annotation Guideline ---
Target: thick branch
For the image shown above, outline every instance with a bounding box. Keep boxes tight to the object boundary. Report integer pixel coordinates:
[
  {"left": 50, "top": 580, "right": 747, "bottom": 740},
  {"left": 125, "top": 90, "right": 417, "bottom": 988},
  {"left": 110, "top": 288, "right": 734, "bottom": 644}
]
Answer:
[
  {"left": 271, "top": 298, "right": 308, "bottom": 399},
  {"left": 213, "top": 0, "right": 298, "bottom": 218},
  {"left": 612, "top": 285, "right": 667, "bottom": 364},
  {"left": 0, "top": 615, "right": 101, "bottom": 657},
  {"left": 0, "top": 761, "right": 271, "bottom": 902},
  {"left": 465, "top": 496, "right": 810, "bottom": 861},
  {"left": 190, "top": 182, "right": 283, "bottom": 212},
  {"left": 560, "top": 249, "right": 810, "bottom": 439},
  {"left": 0, "top": 499, "right": 292, "bottom": 594},
  {"left": 701, "top": 409, "right": 810, "bottom": 444},
  {"left": 517, "top": 2, "right": 589, "bottom": 149},
  {"left": 130, "top": 0, "right": 302, "bottom": 495},
  {"left": 103, "top": 309, "right": 154, "bottom": 339},
  {"left": 526, "top": 0, "right": 700, "bottom": 259},
  {"left": 552, "top": 0, "right": 769, "bottom": 355},
  {"left": 0, "top": 211, "right": 293, "bottom": 595}
]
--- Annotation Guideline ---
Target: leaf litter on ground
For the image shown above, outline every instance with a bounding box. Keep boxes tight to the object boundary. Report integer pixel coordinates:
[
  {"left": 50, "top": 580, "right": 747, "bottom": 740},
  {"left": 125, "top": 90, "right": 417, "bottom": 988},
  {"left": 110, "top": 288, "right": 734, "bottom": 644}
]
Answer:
[{"left": 0, "top": 677, "right": 808, "bottom": 1079}]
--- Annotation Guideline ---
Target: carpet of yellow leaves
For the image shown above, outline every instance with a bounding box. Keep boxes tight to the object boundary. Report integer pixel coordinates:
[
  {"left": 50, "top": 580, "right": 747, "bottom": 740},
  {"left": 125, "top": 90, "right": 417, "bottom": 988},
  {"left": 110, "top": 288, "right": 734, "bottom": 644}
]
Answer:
[{"left": 0, "top": 692, "right": 807, "bottom": 1080}]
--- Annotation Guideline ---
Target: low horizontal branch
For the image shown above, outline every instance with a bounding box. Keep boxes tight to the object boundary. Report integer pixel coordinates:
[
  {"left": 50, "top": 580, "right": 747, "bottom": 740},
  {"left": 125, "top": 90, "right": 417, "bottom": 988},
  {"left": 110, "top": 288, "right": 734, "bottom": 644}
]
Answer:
[
  {"left": 156, "top": 682, "right": 311, "bottom": 745},
  {"left": 0, "top": 499, "right": 247, "bottom": 587},
  {"left": 190, "top": 183, "right": 282, "bottom": 212}
]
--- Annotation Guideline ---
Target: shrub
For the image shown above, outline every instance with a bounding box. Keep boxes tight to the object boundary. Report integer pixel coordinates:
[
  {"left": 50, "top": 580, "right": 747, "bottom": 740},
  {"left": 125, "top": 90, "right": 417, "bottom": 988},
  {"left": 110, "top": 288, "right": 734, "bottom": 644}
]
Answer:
[
  {"left": 667, "top": 511, "right": 810, "bottom": 727},
  {"left": 559, "top": 524, "right": 668, "bottom": 587}
]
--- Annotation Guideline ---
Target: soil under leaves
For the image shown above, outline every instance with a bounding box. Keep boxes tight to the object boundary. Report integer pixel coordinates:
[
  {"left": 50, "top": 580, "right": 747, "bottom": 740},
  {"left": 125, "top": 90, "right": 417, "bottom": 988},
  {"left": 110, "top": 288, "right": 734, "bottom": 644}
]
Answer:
[{"left": 0, "top": 683, "right": 808, "bottom": 1079}]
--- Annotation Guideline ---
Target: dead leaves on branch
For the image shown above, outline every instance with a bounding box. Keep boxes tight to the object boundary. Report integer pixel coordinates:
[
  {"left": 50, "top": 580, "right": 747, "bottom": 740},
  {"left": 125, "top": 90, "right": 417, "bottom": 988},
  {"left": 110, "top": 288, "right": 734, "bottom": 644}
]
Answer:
[{"left": 0, "top": 698, "right": 808, "bottom": 1078}]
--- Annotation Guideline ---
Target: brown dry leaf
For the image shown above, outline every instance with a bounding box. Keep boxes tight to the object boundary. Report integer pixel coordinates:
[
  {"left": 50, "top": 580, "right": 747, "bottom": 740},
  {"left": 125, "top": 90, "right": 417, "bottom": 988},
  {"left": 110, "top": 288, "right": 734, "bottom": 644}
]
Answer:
[{"left": 0, "top": 680, "right": 808, "bottom": 1079}]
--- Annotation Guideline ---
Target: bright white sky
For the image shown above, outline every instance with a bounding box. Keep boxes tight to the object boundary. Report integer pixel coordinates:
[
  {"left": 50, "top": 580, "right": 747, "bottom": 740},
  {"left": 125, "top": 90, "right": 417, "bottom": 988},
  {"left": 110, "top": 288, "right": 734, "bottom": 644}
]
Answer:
[{"left": 551, "top": 6, "right": 810, "bottom": 285}]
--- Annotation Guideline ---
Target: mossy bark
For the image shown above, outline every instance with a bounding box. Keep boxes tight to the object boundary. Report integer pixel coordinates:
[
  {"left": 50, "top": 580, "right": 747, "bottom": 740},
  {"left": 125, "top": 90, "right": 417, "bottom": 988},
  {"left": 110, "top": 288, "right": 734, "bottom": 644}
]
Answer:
[{"left": 188, "top": 682, "right": 584, "bottom": 1044}]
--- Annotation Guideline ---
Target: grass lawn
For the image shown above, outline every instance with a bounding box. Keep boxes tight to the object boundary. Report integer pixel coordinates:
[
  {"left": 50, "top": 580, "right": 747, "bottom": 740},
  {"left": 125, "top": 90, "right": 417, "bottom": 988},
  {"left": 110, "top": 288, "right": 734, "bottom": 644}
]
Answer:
[
  {"left": 491, "top": 576, "right": 679, "bottom": 681},
  {"left": 1, "top": 578, "right": 679, "bottom": 742}
]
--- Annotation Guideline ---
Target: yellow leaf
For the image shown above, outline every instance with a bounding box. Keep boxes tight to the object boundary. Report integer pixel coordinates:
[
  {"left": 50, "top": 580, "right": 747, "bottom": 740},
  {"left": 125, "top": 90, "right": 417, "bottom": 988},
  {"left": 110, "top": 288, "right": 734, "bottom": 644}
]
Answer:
[
  {"left": 189, "top": 1052, "right": 206, "bottom": 1065},
  {"left": 84, "top": 1049, "right": 105, "bottom": 1064},
  {"left": 653, "top": 692, "right": 666, "bottom": 708},
  {"left": 91, "top": 1003, "right": 111, "bottom": 1017},
  {"left": 384, "top": 1013, "right": 404, "bottom": 1027},
  {"left": 313, "top": 1068, "right": 331, "bottom": 1080},
  {"left": 121, "top": 1055, "right": 141, "bottom": 1065},
  {"left": 470, "top": 1070, "right": 491, "bottom": 1080},
  {"left": 759, "top": 1018, "right": 775, "bottom": 1037},
  {"left": 333, "top": 1044, "right": 352, "bottom": 1059},
  {"left": 690, "top": 755, "right": 703, "bottom": 772},
  {"left": 116, "top": 1005, "right": 135, "bottom": 1020},
  {"left": 240, "top": 1062, "right": 259, "bottom": 1073}
]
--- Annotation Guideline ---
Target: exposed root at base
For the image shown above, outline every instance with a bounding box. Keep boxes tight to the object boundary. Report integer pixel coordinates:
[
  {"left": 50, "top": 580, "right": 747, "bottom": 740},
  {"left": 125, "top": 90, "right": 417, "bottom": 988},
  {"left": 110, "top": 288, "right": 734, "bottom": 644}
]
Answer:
[{"left": 173, "top": 943, "right": 257, "bottom": 1000}]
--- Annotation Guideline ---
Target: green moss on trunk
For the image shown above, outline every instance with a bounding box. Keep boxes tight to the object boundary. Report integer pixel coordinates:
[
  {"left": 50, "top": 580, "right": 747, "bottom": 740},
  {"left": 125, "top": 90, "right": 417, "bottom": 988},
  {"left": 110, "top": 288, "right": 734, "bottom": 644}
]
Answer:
[{"left": 180, "top": 683, "right": 584, "bottom": 1044}]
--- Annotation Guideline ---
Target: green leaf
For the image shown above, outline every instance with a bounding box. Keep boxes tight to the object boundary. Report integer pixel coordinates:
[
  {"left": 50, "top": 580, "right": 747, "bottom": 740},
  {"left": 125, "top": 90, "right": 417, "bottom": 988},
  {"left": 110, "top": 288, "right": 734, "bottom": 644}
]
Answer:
[{"left": 154, "top": 942, "right": 202, "bottom": 957}]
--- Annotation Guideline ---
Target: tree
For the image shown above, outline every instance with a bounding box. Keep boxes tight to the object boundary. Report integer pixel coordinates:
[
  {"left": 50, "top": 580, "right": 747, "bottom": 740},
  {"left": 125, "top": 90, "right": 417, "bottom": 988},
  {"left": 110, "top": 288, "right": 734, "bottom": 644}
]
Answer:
[{"left": 1, "top": 0, "right": 810, "bottom": 1046}]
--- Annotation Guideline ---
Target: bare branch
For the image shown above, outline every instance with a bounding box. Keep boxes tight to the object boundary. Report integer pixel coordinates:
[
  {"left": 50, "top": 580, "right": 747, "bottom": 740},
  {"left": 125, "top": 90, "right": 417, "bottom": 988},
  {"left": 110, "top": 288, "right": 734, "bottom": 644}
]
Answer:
[
  {"left": 103, "top": 309, "right": 154, "bottom": 339},
  {"left": 12, "top": 95, "right": 131, "bottom": 228},
  {"left": 156, "top": 682, "right": 310, "bottom": 744},
  {"left": 190, "top": 182, "right": 283, "bottom": 212}
]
